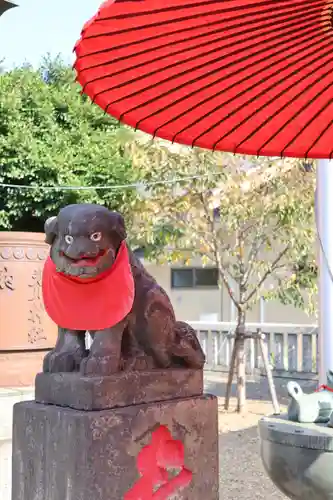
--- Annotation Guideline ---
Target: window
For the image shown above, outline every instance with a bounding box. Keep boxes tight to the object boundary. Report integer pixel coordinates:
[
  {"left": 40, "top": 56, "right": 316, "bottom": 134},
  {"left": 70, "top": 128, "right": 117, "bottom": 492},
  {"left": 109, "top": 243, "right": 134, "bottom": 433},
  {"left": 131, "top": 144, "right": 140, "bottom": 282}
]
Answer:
[
  {"left": 171, "top": 267, "right": 218, "bottom": 289},
  {"left": 194, "top": 268, "right": 219, "bottom": 287},
  {"left": 171, "top": 268, "right": 193, "bottom": 289}
]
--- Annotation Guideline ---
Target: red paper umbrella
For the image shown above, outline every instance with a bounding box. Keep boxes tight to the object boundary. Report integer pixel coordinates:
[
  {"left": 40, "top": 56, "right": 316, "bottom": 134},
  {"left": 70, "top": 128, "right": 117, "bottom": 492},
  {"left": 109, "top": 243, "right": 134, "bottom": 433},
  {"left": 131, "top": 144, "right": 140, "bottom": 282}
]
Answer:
[{"left": 74, "top": 0, "right": 333, "bottom": 159}]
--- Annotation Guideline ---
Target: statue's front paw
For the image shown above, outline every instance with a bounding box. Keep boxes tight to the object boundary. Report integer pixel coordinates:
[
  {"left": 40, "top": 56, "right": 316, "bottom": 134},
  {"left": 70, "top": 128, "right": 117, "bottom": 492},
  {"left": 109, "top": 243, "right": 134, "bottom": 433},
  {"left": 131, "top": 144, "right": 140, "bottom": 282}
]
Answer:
[
  {"left": 43, "top": 348, "right": 87, "bottom": 373},
  {"left": 80, "top": 354, "right": 120, "bottom": 376}
]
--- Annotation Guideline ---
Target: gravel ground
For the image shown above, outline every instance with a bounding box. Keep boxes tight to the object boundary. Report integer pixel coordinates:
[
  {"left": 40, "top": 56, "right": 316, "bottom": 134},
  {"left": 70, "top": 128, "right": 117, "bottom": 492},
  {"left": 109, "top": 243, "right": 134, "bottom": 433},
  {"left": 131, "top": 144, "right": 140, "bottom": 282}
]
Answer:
[{"left": 204, "top": 372, "right": 317, "bottom": 499}]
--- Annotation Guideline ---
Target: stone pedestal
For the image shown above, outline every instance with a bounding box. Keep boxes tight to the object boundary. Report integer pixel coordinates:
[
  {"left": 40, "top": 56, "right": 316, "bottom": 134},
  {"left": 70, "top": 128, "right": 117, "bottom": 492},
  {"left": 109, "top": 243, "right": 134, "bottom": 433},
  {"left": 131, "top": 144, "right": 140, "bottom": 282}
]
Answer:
[
  {"left": 259, "top": 414, "right": 333, "bottom": 500},
  {"left": 12, "top": 371, "right": 219, "bottom": 500},
  {"left": 34, "top": 369, "right": 204, "bottom": 410}
]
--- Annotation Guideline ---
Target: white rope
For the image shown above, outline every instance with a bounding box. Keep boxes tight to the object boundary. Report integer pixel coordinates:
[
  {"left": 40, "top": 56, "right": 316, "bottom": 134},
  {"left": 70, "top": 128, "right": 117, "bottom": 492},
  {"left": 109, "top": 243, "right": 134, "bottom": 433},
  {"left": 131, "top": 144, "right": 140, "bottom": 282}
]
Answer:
[{"left": 0, "top": 170, "right": 223, "bottom": 191}]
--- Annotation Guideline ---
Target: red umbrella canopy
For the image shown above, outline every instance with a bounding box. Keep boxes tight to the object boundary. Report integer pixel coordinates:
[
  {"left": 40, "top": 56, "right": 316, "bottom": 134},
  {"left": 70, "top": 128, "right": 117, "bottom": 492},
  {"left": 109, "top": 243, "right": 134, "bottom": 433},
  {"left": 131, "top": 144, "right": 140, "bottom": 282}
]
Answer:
[{"left": 74, "top": 0, "right": 333, "bottom": 159}]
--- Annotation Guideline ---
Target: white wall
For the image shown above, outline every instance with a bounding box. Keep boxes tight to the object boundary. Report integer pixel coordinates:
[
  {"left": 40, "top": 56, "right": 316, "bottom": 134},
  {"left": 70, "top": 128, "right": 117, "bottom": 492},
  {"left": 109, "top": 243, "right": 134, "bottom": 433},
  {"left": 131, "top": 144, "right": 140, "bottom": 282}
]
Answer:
[{"left": 145, "top": 261, "right": 317, "bottom": 325}]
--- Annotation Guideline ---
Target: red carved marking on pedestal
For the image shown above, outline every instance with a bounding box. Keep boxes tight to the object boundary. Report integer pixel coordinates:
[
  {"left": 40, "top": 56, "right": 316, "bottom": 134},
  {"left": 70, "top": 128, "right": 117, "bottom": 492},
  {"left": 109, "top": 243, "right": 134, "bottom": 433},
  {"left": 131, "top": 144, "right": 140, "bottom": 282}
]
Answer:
[{"left": 124, "top": 425, "right": 192, "bottom": 500}]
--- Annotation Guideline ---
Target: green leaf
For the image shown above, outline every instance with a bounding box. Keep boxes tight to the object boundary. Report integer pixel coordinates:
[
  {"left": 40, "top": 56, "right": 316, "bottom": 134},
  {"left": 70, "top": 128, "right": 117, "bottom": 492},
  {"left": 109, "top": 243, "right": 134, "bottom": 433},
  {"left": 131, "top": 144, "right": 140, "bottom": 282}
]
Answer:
[
  {"left": 124, "top": 129, "right": 316, "bottom": 315},
  {"left": 0, "top": 58, "right": 140, "bottom": 232}
]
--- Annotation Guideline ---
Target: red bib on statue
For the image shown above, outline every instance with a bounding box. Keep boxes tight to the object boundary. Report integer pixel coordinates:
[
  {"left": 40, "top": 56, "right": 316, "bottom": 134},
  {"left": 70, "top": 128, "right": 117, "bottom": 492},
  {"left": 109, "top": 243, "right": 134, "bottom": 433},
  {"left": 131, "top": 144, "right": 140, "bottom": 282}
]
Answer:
[{"left": 42, "top": 242, "right": 134, "bottom": 331}]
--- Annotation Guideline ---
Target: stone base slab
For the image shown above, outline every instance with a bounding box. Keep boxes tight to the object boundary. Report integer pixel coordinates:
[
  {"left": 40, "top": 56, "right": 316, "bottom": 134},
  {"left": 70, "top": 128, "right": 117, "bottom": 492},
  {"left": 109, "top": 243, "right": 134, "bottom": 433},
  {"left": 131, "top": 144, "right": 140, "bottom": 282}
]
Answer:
[
  {"left": 12, "top": 395, "right": 219, "bottom": 500},
  {"left": 35, "top": 369, "right": 203, "bottom": 410}
]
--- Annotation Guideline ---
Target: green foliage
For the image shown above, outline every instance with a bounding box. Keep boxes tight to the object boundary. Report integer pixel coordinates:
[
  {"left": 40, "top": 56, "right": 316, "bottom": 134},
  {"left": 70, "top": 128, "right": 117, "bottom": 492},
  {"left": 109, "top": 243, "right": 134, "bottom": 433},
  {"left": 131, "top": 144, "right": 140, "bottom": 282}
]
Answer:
[
  {"left": 124, "top": 131, "right": 317, "bottom": 316},
  {"left": 0, "top": 55, "right": 139, "bottom": 232}
]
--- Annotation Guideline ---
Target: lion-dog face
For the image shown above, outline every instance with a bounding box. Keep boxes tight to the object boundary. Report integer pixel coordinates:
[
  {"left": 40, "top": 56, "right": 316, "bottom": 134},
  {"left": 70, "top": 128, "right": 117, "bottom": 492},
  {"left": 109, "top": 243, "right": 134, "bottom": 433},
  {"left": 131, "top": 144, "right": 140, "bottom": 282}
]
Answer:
[{"left": 44, "top": 204, "right": 126, "bottom": 278}]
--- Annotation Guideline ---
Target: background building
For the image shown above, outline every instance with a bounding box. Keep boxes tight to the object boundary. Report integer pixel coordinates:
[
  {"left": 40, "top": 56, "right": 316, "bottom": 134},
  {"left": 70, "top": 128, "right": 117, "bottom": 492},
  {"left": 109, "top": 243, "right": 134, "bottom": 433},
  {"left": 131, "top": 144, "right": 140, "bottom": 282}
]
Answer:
[{"left": 142, "top": 257, "right": 316, "bottom": 325}]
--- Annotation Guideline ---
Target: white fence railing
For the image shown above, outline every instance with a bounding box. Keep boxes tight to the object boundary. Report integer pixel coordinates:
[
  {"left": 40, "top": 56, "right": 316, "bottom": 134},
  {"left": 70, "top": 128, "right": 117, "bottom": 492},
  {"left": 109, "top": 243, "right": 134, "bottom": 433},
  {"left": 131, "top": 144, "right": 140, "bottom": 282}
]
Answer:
[{"left": 189, "top": 321, "right": 319, "bottom": 378}]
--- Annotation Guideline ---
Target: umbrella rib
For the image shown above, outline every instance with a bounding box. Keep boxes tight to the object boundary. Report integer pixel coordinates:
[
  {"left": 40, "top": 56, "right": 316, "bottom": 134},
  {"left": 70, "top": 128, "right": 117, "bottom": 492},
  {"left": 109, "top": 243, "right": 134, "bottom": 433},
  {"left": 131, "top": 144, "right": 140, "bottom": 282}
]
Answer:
[
  {"left": 78, "top": 20, "right": 224, "bottom": 64},
  {"left": 99, "top": 0, "right": 236, "bottom": 19},
  {"left": 329, "top": 146, "right": 333, "bottom": 161},
  {"left": 96, "top": 0, "right": 323, "bottom": 22},
  {"left": 78, "top": 4, "right": 320, "bottom": 79},
  {"left": 79, "top": 16, "right": 223, "bottom": 58},
  {"left": 114, "top": 26, "right": 326, "bottom": 126},
  {"left": 75, "top": 0, "right": 333, "bottom": 158},
  {"left": 171, "top": 40, "right": 333, "bottom": 143},
  {"left": 78, "top": 0, "right": 323, "bottom": 60},
  {"left": 83, "top": 13, "right": 320, "bottom": 101},
  {"left": 90, "top": 21, "right": 322, "bottom": 108},
  {"left": 115, "top": 25, "right": 327, "bottom": 125},
  {"left": 279, "top": 91, "right": 333, "bottom": 157},
  {"left": 216, "top": 60, "right": 333, "bottom": 153},
  {"left": 215, "top": 62, "right": 333, "bottom": 152},
  {"left": 136, "top": 29, "right": 332, "bottom": 136},
  {"left": 234, "top": 64, "right": 333, "bottom": 155},
  {"left": 305, "top": 119, "right": 333, "bottom": 159},
  {"left": 87, "top": 0, "right": 324, "bottom": 38},
  {"left": 180, "top": 45, "right": 332, "bottom": 147}
]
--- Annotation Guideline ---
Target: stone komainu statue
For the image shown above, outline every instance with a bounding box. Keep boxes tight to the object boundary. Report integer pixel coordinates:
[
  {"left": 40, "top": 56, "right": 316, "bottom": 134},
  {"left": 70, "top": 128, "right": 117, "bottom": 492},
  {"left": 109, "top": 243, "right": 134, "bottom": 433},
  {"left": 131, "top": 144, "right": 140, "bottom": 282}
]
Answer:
[{"left": 41, "top": 203, "right": 205, "bottom": 375}]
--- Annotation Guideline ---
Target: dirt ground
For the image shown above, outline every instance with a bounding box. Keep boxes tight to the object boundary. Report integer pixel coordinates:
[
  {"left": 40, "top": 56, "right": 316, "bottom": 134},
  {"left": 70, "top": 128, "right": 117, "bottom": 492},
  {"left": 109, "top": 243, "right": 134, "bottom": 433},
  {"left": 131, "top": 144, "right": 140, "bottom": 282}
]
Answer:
[{"left": 204, "top": 372, "right": 317, "bottom": 499}]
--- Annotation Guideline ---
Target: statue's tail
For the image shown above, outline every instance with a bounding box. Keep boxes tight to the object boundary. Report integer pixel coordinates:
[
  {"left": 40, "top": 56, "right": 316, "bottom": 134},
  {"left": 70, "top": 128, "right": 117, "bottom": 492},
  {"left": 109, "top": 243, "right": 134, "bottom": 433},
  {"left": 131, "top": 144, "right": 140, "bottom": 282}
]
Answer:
[{"left": 172, "top": 321, "right": 206, "bottom": 369}]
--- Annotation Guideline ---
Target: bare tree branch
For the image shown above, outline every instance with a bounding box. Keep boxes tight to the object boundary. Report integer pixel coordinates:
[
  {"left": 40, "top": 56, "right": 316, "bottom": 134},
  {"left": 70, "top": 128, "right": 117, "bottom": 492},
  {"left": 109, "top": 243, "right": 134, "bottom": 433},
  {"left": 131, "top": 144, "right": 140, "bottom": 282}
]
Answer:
[
  {"left": 243, "top": 244, "right": 291, "bottom": 305},
  {"left": 242, "top": 230, "right": 266, "bottom": 287},
  {"left": 199, "top": 192, "right": 241, "bottom": 310}
]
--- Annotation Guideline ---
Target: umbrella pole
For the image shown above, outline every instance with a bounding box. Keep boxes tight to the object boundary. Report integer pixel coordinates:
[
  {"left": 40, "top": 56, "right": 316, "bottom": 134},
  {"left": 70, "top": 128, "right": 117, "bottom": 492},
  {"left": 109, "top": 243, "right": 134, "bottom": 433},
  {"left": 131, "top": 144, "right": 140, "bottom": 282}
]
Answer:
[{"left": 317, "top": 159, "right": 333, "bottom": 384}]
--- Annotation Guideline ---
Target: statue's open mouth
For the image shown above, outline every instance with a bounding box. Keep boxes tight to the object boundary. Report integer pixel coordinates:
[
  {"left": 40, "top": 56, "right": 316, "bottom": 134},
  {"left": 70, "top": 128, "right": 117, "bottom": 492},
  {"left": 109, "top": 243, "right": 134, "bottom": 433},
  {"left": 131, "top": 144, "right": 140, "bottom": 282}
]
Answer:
[{"left": 59, "top": 249, "right": 107, "bottom": 267}]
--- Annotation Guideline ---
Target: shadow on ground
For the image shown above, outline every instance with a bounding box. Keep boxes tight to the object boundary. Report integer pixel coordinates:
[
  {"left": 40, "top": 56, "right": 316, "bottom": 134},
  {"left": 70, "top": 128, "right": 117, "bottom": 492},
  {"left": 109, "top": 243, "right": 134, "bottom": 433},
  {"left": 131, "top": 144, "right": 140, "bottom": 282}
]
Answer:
[{"left": 204, "top": 371, "right": 317, "bottom": 407}]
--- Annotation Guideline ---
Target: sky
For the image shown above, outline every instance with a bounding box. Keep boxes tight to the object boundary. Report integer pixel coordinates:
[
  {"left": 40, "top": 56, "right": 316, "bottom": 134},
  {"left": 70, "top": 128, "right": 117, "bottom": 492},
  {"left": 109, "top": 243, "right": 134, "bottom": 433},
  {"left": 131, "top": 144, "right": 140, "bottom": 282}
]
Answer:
[{"left": 0, "top": 0, "right": 103, "bottom": 69}]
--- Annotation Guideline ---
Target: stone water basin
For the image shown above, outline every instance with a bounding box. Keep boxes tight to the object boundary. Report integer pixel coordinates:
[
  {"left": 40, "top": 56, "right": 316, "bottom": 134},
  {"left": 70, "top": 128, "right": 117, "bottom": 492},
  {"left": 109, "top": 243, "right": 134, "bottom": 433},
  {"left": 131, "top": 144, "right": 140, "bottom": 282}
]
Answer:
[{"left": 259, "top": 414, "right": 333, "bottom": 500}]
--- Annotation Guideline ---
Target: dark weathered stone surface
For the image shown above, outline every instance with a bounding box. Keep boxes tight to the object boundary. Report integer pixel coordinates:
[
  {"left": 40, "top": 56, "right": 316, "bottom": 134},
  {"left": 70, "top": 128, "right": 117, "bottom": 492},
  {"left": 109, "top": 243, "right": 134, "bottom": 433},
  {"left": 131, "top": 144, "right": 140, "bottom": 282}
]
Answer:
[
  {"left": 259, "top": 414, "right": 333, "bottom": 499},
  {"left": 35, "top": 369, "right": 203, "bottom": 410},
  {"left": 12, "top": 395, "right": 219, "bottom": 500}
]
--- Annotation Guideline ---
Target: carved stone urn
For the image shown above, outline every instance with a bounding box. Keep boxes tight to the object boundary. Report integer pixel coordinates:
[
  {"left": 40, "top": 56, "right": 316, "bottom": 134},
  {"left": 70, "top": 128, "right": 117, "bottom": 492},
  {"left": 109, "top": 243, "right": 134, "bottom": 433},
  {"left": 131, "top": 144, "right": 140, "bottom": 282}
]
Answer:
[
  {"left": 259, "top": 414, "right": 333, "bottom": 499},
  {"left": 0, "top": 232, "right": 57, "bottom": 386},
  {"left": 259, "top": 376, "right": 333, "bottom": 500}
]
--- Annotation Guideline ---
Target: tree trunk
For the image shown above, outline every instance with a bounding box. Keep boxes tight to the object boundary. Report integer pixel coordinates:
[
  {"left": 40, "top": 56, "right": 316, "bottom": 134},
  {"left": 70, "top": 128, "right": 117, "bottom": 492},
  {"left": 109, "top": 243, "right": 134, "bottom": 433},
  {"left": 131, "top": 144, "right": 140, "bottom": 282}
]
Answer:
[
  {"left": 224, "top": 336, "right": 237, "bottom": 410},
  {"left": 236, "top": 312, "right": 246, "bottom": 413}
]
